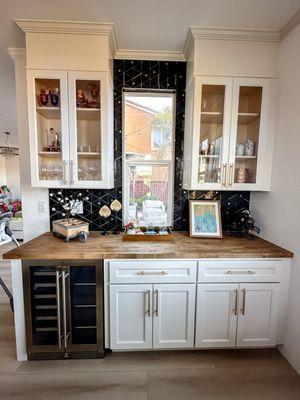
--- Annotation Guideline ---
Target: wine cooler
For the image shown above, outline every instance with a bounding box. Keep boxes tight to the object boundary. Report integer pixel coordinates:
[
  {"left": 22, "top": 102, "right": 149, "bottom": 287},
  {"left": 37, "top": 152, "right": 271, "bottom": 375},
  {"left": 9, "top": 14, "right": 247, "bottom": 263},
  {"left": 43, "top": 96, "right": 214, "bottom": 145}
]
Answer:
[{"left": 22, "top": 260, "right": 104, "bottom": 360}]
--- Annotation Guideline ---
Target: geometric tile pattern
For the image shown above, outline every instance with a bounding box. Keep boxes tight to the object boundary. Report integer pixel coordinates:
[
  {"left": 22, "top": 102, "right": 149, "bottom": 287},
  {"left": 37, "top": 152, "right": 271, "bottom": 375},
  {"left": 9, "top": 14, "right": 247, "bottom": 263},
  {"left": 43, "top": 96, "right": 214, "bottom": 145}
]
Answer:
[{"left": 49, "top": 60, "right": 250, "bottom": 232}]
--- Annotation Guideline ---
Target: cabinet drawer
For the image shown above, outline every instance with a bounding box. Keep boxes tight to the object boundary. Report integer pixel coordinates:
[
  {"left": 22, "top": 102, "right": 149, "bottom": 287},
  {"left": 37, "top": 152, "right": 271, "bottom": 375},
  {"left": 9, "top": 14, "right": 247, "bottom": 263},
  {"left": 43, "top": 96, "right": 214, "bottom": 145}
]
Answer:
[
  {"left": 109, "top": 260, "right": 197, "bottom": 283},
  {"left": 198, "top": 260, "right": 281, "bottom": 283}
]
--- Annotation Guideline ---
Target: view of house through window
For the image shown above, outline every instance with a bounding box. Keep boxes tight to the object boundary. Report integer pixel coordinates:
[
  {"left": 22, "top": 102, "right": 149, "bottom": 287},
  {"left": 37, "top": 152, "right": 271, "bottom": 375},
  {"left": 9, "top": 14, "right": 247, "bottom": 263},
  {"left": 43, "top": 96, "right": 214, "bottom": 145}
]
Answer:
[{"left": 123, "top": 92, "right": 175, "bottom": 226}]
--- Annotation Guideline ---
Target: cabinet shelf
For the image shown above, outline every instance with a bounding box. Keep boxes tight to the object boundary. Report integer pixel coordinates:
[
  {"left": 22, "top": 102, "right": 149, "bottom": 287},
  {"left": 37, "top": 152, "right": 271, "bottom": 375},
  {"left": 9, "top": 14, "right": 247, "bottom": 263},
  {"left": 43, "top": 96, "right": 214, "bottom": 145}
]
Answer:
[
  {"left": 38, "top": 151, "right": 61, "bottom": 156},
  {"left": 199, "top": 155, "right": 220, "bottom": 158},
  {"left": 235, "top": 155, "right": 257, "bottom": 159},
  {"left": 77, "top": 152, "right": 101, "bottom": 157},
  {"left": 238, "top": 113, "right": 260, "bottom": 124},
  {"left": 77, "top": 108, "right": 100, "bottom": 121},
  {"left": 201, "top": 112, "right": 223, "bottom": 124},
  {"left": 36, "top": 107, "right": 61, "bottom": 119}
]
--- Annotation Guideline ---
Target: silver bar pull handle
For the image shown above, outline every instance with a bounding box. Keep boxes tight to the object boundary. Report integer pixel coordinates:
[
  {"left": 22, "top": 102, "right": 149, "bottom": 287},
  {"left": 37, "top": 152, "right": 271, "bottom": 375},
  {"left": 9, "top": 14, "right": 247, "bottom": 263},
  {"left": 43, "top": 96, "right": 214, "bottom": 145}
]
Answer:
[
  {"left": 222, "top": 163, "right": 227, "bottom": 187},
  {"left": 240, "top": 289, "right": 246, "bottom": 315},
  {"left": 55, "top": 271, "right": 62, "bottom": 349},
  {"left": 62, "top": 270, "right": 70, "bottom": 350},
  {"left": 62, "top": 160, "right": 68, "bottom": 185},
  {"left": 137, "top": 271, "right": 168, "bottom": 276},
  {"left": 145, "top": 290, "right": 151, "bottom": 317},
  {"left": 233, "top": 289, "right": 238, "bottom": 315},
  {"left": 70, "top": 160, "right": 74, "bottom": 185},
  {"left": 154, "top": 290, "right": 159, "bottom": 317},
  {"left": 225, "top": 270, "right": 255, "bottom": 275},
  {"left": 228, "top": 163, "right": 234, "bottom": 187}
]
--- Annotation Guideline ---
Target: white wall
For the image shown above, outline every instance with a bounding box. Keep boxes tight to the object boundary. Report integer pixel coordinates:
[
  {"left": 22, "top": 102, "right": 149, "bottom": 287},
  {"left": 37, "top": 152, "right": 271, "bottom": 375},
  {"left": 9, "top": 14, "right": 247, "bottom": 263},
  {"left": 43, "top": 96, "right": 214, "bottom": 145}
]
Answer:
[
  {"left": 251, "top": 23, "right": 300, "bottom": 373},
  {"left": 12, "top": 57, "right": 50, "bottom": 241}
]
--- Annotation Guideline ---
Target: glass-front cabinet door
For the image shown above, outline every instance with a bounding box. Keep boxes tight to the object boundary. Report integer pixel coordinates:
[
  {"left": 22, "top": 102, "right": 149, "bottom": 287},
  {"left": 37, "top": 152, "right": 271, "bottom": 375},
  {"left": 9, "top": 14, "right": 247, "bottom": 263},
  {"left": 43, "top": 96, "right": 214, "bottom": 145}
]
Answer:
[
  {"left": 68, "top": 72, "right": 107, "bottom": 188},
  {"left": 27, "top": 70, "right": 69, "bottom": 188},
  {"left": 192, "top": 77, "right": 232, "bottom": 190},
  {"left": 229, "top": 78, "right": 270, "bottom": 190}
]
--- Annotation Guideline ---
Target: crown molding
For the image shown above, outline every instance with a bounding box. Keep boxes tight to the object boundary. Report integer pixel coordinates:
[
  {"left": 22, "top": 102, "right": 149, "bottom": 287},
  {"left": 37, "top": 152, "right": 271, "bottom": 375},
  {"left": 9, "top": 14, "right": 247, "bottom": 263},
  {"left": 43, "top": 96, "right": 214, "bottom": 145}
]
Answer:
[
  {"left": 14, "top": 19, "right": 118, "bottom": 56},
  {"left": 115, "top": 49, "right": 186, "bottom": 61},
  {"left": 8, "top": 47, "right": 26, "bottom": 61},
  {"left": 280, "top": 8, "right": 300, "bottom": 39},
  {"left": 184, "top": 26, "right": 280, "bottom": 57}
]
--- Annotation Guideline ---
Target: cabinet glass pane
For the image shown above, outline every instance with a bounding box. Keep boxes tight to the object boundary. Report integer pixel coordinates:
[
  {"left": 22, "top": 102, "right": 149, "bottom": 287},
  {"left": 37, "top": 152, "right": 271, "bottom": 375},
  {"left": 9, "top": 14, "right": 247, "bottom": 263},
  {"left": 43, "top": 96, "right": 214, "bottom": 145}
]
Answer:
[
  {"left": 30, "top": 266, "right": 60, "bottom": 346},
  {"left": 234, "top": 86, "right": 262, "bottom": 184},
  {"left": 75, "top": 80, "right": 102, "bottom": 181},
  {"left": 70, "top": 266, "right": 97, "bottom": 345},
  {"left": 199, "top": 85, "right": 225, "bottom": 183},
  {"left": 35, "top": 79, "right": 63, "bottom": 181}
]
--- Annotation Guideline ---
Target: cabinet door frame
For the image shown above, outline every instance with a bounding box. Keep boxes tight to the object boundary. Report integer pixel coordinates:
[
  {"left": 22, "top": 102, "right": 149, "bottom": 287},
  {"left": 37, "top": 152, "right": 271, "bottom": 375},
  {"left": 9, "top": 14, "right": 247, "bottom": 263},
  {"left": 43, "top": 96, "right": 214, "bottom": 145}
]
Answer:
[
  {"left": 27, "top": 69, "right": 70, "bottom": 188},
  {"left": 189, "top": 75, "right": 233, "bottom": 190},
  {"left": 236, "top": 283, "right": 280, "bottom": 347},
  {"left": 228, "top": 77, "right": 271, "bottom": 191},
  {"left": 195, "top": 283, "right": 238, "bottom": 348},
  {"left": 63, "top": 259, "right": 103, "bottom": 356},
  {"left": 68, "top": 71, "right": 112, "bottom": 189},
  {"left": 109, "top": 284, "right": 153, "bottom": 350},
  {"left": 153, "top": 283, "right": 196, "bottom": 349},
  {"left": 22, "top": 260, "right": 64, "bottom": 358}
]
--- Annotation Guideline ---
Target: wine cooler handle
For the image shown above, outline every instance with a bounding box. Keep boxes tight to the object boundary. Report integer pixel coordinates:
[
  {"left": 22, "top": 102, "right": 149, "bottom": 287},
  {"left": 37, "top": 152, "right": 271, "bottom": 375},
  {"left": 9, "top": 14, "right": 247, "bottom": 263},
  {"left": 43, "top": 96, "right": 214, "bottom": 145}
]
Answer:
[
  {"left": 56, "top": 271, "right": 62, "bottom": 349},
  {"left": 62, "top": 269, "right": 70, "bottom": 350}
]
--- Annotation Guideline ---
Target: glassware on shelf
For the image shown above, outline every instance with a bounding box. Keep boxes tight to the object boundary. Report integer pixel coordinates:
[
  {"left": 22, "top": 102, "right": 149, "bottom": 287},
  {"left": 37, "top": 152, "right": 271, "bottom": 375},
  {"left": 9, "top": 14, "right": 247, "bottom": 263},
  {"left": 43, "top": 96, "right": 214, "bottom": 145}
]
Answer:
[
  {"left": 88, "top": 84, "right": 100, "bottom": 109},
  {"left": 39, "top": 88, "right": 49, "bottom": 106},
  {"left": 78, "top": 167, "right": 86, "bottom": 180},
  {"left": 50, "top": 88, "right": 60, "bottom": 107},
  {"left": 244, "top": 139, "right": 255, "bottom": 156},
  {"left": 76, "top": 89, "right": 88, "bottom": 108},
  {"left": 87, "top": 166, "right": 98, "bottom": 180}
]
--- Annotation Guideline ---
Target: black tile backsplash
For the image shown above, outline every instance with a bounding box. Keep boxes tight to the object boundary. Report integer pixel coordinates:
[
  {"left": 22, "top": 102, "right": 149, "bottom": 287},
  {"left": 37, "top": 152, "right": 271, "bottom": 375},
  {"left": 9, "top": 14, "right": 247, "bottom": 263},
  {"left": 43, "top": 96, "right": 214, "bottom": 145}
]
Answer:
[{"left": 49, "top": 60, "right": 250, "bottom": 232}]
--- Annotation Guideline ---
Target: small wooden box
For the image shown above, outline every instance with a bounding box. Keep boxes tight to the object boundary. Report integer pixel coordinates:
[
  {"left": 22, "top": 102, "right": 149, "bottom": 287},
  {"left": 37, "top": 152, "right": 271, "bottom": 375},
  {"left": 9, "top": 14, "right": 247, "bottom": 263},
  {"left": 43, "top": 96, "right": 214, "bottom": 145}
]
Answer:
[{"left": 52, "top": 218, "right": 89, "bottom": 242}]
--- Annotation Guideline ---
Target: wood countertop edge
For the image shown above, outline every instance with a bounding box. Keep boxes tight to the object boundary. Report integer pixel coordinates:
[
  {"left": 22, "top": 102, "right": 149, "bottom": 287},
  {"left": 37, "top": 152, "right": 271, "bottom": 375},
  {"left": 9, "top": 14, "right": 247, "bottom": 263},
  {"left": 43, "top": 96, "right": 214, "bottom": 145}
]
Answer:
[{"left": 2, "top": 231, "right": 294, "bottom": 261}]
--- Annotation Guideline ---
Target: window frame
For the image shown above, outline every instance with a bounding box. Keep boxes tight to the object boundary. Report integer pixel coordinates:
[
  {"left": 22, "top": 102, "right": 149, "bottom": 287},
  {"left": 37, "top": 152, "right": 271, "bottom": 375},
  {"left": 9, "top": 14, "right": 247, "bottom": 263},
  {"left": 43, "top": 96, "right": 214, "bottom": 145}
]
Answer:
[{"left": 122, "top": 90, "right": 176, "bottom": 227}]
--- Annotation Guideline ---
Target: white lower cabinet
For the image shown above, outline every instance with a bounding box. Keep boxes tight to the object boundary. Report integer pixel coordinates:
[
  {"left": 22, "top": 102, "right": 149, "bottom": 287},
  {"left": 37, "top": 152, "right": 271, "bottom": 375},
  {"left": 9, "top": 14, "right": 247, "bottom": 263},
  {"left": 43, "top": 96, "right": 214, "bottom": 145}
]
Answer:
[
  {"left": 236, "top": 283, "right": 280, "bottom": 347},
  {"left": 195, "top": 283, "right": 280, "bottom": 348},
  {"left": 109, "top": 283, "right": 196, "bottom": 350},
  {"left": 196, "top": 284, "right": 238, "bottom": 348},
  {"left": 109, "top": 284, "right": 153, "bottom": 349},
  {"left": 153, "top": 284, "right": 196, "bottom": 349}
]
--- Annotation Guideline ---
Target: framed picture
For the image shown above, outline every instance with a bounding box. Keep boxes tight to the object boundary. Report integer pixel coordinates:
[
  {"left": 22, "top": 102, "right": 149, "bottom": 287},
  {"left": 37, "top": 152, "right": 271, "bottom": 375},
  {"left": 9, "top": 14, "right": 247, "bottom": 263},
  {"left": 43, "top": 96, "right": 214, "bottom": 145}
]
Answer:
[{"left": 189, "top": 200, "right": 222, "bottom": 238}]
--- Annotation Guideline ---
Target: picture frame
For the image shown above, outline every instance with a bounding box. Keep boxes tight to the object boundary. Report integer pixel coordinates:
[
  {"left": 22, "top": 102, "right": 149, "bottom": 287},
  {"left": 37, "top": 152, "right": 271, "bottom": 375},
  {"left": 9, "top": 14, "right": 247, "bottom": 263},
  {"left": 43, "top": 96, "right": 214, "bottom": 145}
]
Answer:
[{"left": 189, "top": 200, "right": 222, "bottom": 238}]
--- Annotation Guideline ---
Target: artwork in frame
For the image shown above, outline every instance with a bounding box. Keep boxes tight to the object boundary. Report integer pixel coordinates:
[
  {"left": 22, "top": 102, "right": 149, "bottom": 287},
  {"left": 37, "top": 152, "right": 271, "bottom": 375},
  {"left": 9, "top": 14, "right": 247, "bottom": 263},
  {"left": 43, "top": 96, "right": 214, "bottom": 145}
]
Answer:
[{"left": 189, "top": 200, "right": 222, "bottom": 238}]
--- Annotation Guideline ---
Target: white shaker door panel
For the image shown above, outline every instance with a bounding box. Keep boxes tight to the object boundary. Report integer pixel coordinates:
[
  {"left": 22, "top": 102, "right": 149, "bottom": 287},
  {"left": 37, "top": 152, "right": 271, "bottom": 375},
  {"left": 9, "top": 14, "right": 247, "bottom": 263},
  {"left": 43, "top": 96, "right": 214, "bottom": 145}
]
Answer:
[{"left": 109, "top": 284, "right": 152, "bottom": 350}]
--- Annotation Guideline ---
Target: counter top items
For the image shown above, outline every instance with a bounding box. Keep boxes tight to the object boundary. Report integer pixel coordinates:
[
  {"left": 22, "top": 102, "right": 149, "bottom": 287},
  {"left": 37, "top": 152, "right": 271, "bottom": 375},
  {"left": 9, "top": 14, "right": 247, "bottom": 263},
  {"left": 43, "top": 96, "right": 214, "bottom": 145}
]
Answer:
[
  {"left": 226, "top": 209, "right": 260, "bottom": 237},
  {"left": 52, "top": 218, "right": 89, "bottom": 242},
  {"left": 189, "top": 200, "right": 222, "bottom": 238},
  {"left": 2, "top": 231, "right": 293, "bottom": 260},
  {"left": 123, "top": 223, "right": 174, "bottom": 241}
]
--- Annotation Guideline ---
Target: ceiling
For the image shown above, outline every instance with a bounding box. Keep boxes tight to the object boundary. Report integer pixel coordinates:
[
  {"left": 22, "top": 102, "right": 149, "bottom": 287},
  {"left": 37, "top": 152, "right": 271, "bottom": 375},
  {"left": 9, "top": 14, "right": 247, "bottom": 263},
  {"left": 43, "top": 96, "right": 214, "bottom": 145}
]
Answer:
[{"left": 5, "top": 0, "right": 300, "bottom": 51}]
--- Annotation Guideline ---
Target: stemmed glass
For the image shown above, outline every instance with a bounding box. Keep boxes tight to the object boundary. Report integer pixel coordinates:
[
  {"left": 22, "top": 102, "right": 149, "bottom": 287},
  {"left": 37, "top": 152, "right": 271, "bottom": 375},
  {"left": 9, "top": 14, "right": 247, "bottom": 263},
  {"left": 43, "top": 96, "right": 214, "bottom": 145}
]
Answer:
[{"left": 87, "top": 166, "right": 98, "bottom": 180}]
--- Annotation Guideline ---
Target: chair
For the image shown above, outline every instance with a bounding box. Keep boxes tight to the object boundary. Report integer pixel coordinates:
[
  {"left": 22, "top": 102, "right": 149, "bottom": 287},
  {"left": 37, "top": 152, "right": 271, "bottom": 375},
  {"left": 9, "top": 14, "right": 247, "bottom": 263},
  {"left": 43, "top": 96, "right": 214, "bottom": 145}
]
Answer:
[{"left": 142, "top": 200, "right": 167, "bottom": 226}]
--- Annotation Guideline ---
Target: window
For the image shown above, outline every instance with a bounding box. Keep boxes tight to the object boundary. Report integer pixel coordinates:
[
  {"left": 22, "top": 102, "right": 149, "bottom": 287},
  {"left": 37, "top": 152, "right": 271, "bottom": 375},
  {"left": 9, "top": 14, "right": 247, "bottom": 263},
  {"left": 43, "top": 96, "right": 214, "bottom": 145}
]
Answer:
[{"left": 123, "top": 92, "right": 175, "bottom": 226}]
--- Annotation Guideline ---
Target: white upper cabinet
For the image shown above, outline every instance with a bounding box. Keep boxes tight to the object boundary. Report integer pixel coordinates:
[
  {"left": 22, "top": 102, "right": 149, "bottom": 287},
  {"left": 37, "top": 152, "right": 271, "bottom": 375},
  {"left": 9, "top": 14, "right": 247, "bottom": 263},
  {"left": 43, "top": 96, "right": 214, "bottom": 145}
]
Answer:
[
  {"left": 184, "top": 76, "right": 273, "bottom": 191},
  {"left": 183, "top": 28, "right": 278, "bottom": 191},
  {"left": 16, "top": 20, "right": 115, "bottom": 189}
]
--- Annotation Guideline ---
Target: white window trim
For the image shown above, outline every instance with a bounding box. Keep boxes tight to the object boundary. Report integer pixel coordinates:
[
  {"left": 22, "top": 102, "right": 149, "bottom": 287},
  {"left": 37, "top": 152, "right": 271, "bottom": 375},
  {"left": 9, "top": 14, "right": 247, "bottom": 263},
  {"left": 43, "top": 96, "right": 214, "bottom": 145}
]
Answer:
[{"left": 122, "top": 90, "right": 176, "bottom": 227}]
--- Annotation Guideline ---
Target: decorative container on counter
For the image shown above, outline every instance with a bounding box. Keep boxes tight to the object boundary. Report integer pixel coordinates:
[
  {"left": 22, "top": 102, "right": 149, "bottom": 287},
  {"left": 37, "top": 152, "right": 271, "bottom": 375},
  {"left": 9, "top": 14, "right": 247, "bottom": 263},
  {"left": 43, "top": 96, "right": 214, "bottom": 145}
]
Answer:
[{"left": 52, "top": 218, "right": 89, "bottom": 242}]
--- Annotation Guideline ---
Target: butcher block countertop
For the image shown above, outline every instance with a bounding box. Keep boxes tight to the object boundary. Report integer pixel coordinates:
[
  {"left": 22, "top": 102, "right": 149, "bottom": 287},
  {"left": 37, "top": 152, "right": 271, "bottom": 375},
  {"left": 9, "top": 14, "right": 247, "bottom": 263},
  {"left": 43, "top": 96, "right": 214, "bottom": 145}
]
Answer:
[{"left": 2, "top": 231, "right": 293, "bottom": 260}]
